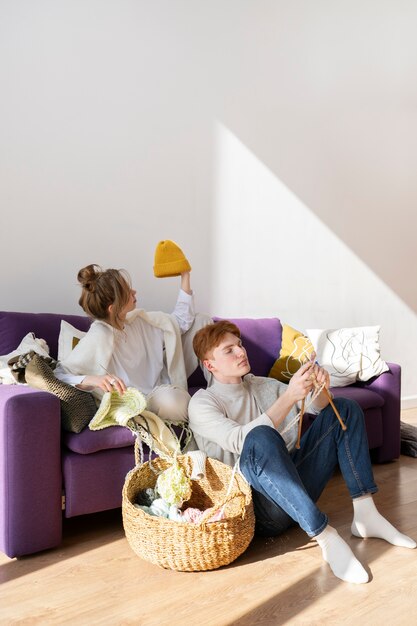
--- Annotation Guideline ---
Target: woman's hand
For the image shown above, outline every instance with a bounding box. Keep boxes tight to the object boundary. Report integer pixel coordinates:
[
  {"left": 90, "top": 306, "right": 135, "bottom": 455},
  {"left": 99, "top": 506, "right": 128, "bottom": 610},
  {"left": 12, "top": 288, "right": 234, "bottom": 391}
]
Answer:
[
  {"left": 78, "top": 374, "right": 127, "bottom": 395},
  {"left": 180, "top": 271, "right": 192, "bottom": 295}
]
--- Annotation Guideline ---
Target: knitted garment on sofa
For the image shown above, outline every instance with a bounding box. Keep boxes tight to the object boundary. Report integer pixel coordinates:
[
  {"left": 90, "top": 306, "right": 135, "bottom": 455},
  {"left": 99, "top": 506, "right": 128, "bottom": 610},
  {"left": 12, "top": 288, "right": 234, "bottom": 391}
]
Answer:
[
  {"left": 89, "top": 387, "right": 189, "bottom": 459},
  {"left": 24, "top": 354, "right": 97, "bottom": 433}
]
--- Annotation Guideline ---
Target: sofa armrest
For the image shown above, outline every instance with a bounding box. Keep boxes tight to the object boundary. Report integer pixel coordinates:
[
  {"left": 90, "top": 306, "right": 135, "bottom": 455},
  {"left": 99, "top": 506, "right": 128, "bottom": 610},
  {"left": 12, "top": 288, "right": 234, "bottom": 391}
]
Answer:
[
  {"left": 358, "top": 362, "right": 401, "bottom": 463},
  {"left": 0, "top": 386, "right": 63, "bottom": 558}
]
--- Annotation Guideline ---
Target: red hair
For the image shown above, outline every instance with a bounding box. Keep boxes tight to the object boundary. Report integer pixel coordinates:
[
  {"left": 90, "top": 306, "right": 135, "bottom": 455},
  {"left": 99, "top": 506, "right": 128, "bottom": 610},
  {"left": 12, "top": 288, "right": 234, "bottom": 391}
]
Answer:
[{"left": 193, "top": 320, "right": 241, "bottom": 361}]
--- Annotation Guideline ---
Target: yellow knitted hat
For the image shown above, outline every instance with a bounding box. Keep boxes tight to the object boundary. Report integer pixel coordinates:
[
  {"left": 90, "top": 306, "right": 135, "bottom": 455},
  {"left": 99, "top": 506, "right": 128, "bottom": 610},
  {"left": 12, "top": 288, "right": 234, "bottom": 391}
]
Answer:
[{"left": 153, "top": 240, "right": 191, "bottom": 278}]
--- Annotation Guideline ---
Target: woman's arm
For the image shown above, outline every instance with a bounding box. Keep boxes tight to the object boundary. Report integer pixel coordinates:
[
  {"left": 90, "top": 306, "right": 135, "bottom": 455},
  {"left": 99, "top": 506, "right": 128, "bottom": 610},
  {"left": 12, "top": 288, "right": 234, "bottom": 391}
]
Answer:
[
  {"left": 78, "top": 374, "right": 126, "bottom": 395},
  {"left": 180, "top": 271, "right": 192, "bottom": 295},
  {"left": 55, "top": 322, "right": 126, "bottom": 394},
  {"left": 172, "top": 271, "right": 195, "bottom": 334}
]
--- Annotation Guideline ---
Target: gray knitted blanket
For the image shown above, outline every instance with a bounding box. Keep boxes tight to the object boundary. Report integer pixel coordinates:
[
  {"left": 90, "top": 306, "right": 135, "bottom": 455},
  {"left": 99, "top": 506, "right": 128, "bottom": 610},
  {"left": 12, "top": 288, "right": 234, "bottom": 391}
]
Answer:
[{"left": 400, "top": 421, "right": 417, "bottom": 458}]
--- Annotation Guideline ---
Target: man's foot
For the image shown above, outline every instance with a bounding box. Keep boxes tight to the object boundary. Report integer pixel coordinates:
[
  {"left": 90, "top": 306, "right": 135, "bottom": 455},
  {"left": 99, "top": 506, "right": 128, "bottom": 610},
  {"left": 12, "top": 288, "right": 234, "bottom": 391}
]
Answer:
[
  {"left": 352, "top": 496, "right": 416, "bottom": 548},
  {"left": 315, "top": 525, "right": 369, "bottom": 584}
]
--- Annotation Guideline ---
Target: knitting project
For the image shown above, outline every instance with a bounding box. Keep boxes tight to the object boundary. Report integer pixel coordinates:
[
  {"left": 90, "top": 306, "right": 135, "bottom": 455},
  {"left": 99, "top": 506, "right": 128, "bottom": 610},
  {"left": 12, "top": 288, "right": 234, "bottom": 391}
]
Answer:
[
  {"left": 89, "top": 387, "right": 147, "bottom": 429},
  {"left": 281, "top": 357, "right": 347, "bottom": 450},
  {"left": 280, "top": 380, "right": 325, "bottom": 436}
]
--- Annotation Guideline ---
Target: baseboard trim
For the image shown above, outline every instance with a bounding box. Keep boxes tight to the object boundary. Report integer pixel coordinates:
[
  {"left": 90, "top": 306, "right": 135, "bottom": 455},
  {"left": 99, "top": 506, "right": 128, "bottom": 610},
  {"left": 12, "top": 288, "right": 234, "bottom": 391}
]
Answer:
[{"left": 401, "top": 396, "right": 417, "bottom": 410}]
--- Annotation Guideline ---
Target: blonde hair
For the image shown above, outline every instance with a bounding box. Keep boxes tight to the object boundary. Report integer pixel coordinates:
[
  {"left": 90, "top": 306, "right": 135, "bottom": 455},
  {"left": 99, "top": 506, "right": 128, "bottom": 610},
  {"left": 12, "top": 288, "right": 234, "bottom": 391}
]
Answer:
[{"left": 77, "top": 264, "right": 132, "bottom": 330}]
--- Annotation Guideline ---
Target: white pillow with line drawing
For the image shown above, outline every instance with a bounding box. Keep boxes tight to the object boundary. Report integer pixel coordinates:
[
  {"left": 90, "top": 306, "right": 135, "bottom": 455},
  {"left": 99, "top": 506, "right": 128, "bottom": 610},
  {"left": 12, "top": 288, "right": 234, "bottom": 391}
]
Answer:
[{"left": 306, "top": 326, "right": 389, "bottom": 387}]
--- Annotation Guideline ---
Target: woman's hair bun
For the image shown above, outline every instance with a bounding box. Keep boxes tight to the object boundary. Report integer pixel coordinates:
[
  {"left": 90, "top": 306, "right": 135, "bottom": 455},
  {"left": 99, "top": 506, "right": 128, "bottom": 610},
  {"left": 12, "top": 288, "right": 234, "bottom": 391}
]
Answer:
[{"left": 77, "top": 264, "right": 102, "bottom": 291}]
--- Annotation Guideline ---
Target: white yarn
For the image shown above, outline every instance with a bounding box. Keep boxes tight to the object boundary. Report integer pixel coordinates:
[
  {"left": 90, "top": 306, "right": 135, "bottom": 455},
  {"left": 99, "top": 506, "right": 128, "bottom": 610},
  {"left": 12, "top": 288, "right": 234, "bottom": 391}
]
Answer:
[{"left": 187, "top": 450, "right": 207, "bottom": 480}]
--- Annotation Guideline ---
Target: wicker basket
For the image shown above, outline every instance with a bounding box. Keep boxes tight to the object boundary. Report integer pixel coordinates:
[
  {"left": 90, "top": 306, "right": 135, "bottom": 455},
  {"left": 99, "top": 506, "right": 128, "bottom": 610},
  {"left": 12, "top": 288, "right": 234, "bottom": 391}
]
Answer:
[{"left": 122, "top": 454, "right": 255, "bottom": 571}]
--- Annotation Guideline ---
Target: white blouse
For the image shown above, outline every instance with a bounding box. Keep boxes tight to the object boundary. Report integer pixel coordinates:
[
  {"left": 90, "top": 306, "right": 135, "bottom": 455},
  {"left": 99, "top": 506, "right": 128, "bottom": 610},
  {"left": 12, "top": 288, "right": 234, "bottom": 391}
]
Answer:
[{"left": 55, "top": 289, "right": 194, "bottom": 393}]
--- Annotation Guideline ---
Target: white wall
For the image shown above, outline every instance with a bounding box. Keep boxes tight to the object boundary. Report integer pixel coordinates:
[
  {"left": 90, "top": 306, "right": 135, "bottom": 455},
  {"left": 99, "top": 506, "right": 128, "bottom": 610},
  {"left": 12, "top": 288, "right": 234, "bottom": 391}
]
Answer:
[{"left": 1, "top": 1, "right": 416, "bottom": 402}]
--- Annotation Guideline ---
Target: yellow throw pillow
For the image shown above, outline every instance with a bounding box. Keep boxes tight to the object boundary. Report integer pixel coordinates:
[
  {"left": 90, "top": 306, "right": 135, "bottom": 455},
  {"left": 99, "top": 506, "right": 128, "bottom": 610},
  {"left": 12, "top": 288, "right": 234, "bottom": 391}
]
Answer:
[{"left": 269, "top": 324, "right": 314, "bottom": 383}]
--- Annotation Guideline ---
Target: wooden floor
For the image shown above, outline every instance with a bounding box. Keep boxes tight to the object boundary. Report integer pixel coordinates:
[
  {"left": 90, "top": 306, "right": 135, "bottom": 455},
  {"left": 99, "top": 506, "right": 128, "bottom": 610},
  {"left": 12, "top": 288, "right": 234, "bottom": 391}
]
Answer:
[{"left": 1, "top": 410, "right": 417, "bottom": 626}]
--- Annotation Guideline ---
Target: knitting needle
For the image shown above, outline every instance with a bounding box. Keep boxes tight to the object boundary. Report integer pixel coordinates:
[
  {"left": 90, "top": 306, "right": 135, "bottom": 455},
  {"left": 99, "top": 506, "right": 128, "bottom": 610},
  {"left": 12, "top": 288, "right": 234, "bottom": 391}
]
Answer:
[
  {"left": 99, "top": 363, "right": 112, "bottom": 377},
  {"left": 296, "top": 398, "right": 305, "bottom": 449},
  {"left": 323, "top": 387, "right": 347, "bottom": 431},
  {"left": 99, "top": 363, "right": 118, "bottom": 385},
  {"left": 303, "top": 354, "right": 347, "bottom": 432},
  {"left": 309, "top": 373, "right": 347, "bottom": 431}
]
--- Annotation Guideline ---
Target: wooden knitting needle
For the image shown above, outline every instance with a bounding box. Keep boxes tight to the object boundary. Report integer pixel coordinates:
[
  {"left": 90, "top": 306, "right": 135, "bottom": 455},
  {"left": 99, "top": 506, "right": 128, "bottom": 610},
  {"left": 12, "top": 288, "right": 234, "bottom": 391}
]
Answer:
[
  {"left": 310, "top": 374, "right": 347, "bottom": 431},
  {"left": 296, "top": 398, "right": 305, "bottom": 449},
  {"left": 323, "top": 387, "right": 347, "bottom": 431},
  {"left": 296, "top": 358, "right": 347, "bottom": 449}
]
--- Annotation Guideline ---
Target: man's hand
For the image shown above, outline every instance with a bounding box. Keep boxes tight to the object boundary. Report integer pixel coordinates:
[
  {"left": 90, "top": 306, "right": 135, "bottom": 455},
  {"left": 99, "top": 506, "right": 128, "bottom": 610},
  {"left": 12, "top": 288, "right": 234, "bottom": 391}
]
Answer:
[
  {"left": 286, "top": 361, "right": 315, "bottom": 403},
  {"left": 309, "top": 362, "right": 331, "bottom": 410},
  {"left": 266, "top": 361, "right": 314, "bottom": 428},
  {"left": 310, "top": 362, "right": 330, "bottom": 390},
  {"left": 266, "top": 359, "right": 331, "bottom": 428}
]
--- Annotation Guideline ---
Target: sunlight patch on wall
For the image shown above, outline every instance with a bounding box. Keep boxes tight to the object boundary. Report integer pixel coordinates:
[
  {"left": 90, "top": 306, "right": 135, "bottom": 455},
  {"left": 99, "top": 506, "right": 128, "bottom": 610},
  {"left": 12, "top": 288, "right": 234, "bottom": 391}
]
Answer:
[{"left": 211, "top": 122, "right": 417, "bottom": 400}]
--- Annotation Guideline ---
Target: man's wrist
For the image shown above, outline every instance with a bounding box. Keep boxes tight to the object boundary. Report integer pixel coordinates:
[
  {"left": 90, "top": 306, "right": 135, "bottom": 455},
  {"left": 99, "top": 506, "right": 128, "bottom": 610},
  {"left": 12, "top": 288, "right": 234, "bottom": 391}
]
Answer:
[{"left": 267, "top": 392, "right": 297, "bottom": 428}]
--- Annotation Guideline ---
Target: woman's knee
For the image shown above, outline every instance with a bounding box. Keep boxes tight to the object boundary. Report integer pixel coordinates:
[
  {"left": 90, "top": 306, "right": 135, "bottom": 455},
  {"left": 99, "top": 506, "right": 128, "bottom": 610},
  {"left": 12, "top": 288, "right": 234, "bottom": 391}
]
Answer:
[{"left": 146, "top": 385, "right": 190, "bottom": 422}]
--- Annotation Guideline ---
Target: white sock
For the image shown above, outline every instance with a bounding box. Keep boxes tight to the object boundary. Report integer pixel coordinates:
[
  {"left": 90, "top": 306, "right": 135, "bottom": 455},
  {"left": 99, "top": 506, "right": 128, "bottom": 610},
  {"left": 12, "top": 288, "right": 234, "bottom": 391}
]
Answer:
[
  {"left": 315, "top": 525, "right": 369, "bottom": 584},
  {"left": 351, "top": 495, "right": 416, "bottom": 549}
]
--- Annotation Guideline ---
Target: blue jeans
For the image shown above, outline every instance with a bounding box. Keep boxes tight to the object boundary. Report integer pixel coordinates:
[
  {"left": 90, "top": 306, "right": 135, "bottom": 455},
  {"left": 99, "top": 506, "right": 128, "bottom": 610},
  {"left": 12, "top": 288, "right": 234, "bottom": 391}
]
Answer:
[{"left": 239, "top": 398, "right": 378, "bottom": 538}]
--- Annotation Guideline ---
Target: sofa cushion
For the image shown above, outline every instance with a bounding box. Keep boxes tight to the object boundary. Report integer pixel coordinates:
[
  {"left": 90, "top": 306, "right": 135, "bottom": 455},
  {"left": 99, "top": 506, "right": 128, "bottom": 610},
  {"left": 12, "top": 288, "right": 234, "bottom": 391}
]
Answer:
[
  {"left": 331, "top": 386, "right": 384, "bottom": 409},
  {"left": 269, "top": 324, "right": 314, "bottom": 382},
  {"left": 306, "top": 325, "right": 389, "bottom": 386},
  {"left": 0, "top": 311, "right": 91, "bottom": 360},
  {"left": 57, "top": 320, "right": 87, "bottom": 362},
  {"left": 62, "top": 447, "right": 135, "bottom": 517},
  {"left": 63, "top": 425, "right": 135, "bottom": 454},
  {"left": 187, "top": 317, "right": 283, "bottom": 388},
  {"left": 216, "top": 317, "right": 282, "bottom": 376}
]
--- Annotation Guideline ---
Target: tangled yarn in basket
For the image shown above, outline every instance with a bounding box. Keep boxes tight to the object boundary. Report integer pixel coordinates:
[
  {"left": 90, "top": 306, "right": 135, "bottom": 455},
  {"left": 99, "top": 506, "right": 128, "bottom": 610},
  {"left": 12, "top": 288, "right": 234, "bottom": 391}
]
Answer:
[
  {"left": 181, "top": 507, "right": 225, "bottom": 524},
  {"left": 156, "top": 462, "right": 192, "bottom": 507}
]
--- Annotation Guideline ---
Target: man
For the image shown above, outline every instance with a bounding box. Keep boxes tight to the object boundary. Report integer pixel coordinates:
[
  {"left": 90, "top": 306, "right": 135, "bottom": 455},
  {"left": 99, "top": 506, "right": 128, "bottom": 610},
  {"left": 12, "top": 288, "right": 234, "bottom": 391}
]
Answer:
[{"left": 188, "top": 320, "right": 415, "bottom": 584}]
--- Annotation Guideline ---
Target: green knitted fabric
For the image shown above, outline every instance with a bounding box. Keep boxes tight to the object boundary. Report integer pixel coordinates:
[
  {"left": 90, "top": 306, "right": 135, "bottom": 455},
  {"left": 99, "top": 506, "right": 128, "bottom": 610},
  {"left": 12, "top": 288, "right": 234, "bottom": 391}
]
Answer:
[
  {"left": 89, "top": 386, "right": 191, "bottom": 459},
  {"left": 89, "top": 387, "right": 147, "bottom": 430},
  {"left": 156, "top": 461, "right": 192, "bottom": 506}
]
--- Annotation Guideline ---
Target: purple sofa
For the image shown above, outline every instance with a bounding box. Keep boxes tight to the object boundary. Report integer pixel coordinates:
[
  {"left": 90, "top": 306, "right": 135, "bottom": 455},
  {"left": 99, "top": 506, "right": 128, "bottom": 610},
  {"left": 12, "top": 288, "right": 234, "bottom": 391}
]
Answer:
[{"left": 0, "top": 311, "right": 401, "bottom": 559}]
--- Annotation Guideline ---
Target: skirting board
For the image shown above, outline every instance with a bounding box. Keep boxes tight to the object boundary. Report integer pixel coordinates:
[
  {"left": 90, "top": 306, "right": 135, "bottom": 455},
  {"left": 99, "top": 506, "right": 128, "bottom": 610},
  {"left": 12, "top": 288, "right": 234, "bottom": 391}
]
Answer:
[{"left": 401, "top": 396, "right": 417, "bottom": 410}]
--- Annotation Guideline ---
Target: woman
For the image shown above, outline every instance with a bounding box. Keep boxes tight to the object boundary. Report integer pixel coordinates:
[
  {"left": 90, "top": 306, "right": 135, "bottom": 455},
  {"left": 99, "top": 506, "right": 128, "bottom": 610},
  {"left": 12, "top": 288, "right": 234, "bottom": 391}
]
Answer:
[{"left": 55, "top": 264, "right": 199, "bottom": 421}]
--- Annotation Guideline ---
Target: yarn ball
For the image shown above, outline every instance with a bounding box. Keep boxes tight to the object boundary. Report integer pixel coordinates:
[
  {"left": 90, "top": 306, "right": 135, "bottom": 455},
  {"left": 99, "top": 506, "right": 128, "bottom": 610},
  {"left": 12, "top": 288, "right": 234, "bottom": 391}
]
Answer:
[
  {"left": 168, "top": 505, "right": 184, "bottom": 522},
  {"left": 182, "top": 506, "right": 225, "bottom": 524},
  {"left": 156, "top": 462, "right": 192, "bottom": 507},
  {"left": 149, "top": 498, "right": 171, "bottom": 518},
  {"left": 181, "top": 508, "right": 204, "bottom": 524},
  {"left": 135, "top": 488, "right": 157, "bottom": 507}
]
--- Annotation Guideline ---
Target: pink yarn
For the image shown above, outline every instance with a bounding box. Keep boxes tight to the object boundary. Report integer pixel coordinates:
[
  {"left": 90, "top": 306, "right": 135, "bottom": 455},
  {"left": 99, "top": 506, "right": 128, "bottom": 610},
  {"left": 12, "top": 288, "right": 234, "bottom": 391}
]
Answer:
[
  {"left": 182, "top": 506, "right": 225, "bottom": 524},
  {"left": 182, "top": 508, "right": 203, "bottom": 523}
]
